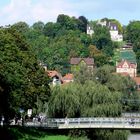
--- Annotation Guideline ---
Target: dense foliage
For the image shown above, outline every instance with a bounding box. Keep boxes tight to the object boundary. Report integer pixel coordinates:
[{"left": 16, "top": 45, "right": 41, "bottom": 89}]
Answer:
[
  {"left": 125, "top": 21, "right": 140, "bottom": 73},
  {"left": 48, "top": 65, "right": 137, "bottom": 139},
  {"left": 0, "top": 27, "right": 50, "bottom": 121},
  {"left": 1, "top": 14, "right": 140, "bottom": 140}
]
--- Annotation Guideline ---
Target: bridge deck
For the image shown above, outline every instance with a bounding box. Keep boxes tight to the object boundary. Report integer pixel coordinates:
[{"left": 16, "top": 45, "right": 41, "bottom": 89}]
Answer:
[{"left": 24, "top": 117, "right": 140, "bottom": 129}]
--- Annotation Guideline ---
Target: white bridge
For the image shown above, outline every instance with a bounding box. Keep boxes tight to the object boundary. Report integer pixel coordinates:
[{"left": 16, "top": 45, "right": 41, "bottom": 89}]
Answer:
[{"left": 24, "top": 117, "right": 140, "bottom": 130}]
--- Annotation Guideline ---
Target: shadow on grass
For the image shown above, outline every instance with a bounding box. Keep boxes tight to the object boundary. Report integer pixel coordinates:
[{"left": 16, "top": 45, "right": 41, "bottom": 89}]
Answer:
[
  {"left": 0, "top": 126, "right": 49, "bottom": 140},
  {"left": 0, "top": 126, "right": 70, "bottom": 140}
]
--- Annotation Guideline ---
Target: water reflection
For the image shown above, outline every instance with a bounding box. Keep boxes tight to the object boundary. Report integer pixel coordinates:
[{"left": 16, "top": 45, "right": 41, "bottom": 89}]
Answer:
[{"left": 128, "top": 134, "right": 140, "bottom": 140}]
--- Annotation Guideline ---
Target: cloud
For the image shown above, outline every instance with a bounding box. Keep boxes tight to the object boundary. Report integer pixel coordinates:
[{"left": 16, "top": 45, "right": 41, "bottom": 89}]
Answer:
[
  {"left": 0, "top": 0, "right": 78, "bottom": 26},
  {"left": 0, "top": 0, "right": 140, "bottom": 26}
]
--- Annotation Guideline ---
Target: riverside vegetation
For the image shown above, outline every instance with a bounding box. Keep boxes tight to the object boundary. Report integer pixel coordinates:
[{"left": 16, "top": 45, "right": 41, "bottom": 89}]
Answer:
[{"left": 1, "top": 14, "right": 140, "bottom": 139}]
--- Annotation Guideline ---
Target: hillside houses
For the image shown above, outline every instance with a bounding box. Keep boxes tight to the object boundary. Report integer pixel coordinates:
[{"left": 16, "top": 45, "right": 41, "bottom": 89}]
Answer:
[
  {"left": 87, "top": 19, "right": 123, "bottom": 42},
  {"left": 45, "top": 58, "right": 95, "bottom": 86},
  {"left": 116, "top": 60, "right": 137, "bottom": 77},
  {"left": 70, "top": 57, "right": 95, "bottom": 72},
  {"left": 115, "top": 44, "right": 140, "bottom": 90}
]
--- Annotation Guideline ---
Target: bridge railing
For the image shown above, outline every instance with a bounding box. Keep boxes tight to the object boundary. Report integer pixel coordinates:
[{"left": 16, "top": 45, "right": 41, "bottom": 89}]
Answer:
[{"left": 24, "top": 117, "right": 140, "bottom": 128}]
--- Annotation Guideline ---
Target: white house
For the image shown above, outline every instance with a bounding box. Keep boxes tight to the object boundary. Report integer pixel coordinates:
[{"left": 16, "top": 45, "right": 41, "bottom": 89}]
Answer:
[
  {"left": 88, "top": 19, "right": 123, "bottom": 42},
  {"left": 87, "top": 24, "right": 94, "bottom": 36}
]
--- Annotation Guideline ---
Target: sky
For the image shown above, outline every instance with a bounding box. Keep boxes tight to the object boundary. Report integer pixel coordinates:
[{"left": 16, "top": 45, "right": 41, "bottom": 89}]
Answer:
[{"left": 0, "top": 0, "right": 140, "bottom": 26}]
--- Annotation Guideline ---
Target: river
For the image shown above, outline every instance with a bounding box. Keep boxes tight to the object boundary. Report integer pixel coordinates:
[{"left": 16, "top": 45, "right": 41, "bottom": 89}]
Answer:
[{"left": 128, "top": 134, "right": 140, "bottom": 140}]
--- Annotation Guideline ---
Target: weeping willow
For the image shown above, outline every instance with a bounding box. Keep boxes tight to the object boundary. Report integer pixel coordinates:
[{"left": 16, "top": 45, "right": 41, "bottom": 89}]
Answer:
[{"left": 48, "top": 81, "right": 130, "bottom": 140}]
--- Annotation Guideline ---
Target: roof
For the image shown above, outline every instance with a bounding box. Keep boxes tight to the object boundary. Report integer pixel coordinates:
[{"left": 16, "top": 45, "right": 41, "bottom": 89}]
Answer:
[
  {"left": 47, "top": 70, "right": 64, "bottom": 83},
  {"left": 133, "top": 77, "right": 140, "bottom": 84},
  {"left": 122, "top": 43, "right": 133, "bottom": 49},
  {"left": 116, "top": 60, "right": 137, "bottom": 69},
  {"left": 47, "top": 70, "right": 60, "bottom": 78},
  {"left": 109, "top": 22, "right": 118, "bottom": 30},
  {"left": 70, "top": 58, "right": 94, "bottom": 65},
  {"left": 120, "top": 50, "right": 136, "bottom": 63},
  {"left": 63, "top": 74, "right": 74, "bottom": 81}
]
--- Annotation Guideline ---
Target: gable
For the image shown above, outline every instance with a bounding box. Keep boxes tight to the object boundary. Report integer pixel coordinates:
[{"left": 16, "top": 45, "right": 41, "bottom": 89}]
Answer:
[
  {"left": 70, "top": 58, "right": 94, "bottom": 65},
  {"left": 122, "top": 61, "right": 129, "bottom": 68}
]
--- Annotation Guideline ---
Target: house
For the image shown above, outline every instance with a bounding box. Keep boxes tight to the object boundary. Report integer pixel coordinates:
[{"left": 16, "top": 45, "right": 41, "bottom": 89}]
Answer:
[
  {"left": 63, "top": 73, "right": 74, "bottom": 83},
  {"left": 87, "top": 24, "right": 94, "bottom": 36},
  {"left": 47, "top": 70, "right": 63, "bottom": 86},
  {"left": 107, "top": 22, "right": 123, "bottom": 42},
  {"left": 70, "top": 58, "right": 95, "bottom": 72},
  {"left": 133, "top": 77, "right": 140, "bottom": 90},
  {"left": 116, "top": 60, "right": 137, "bottom": 77},
  {"left": 93, "top": 19, "right": 123, "bottom": 42}
]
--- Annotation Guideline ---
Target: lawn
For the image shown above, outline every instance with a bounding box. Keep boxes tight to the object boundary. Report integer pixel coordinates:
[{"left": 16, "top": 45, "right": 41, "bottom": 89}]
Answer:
[{"left": 0, "top": 126, "right": 70, "bottom": 140}]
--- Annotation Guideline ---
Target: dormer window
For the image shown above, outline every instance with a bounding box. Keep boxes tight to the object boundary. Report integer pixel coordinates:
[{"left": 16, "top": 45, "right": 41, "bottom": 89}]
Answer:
[{"left": 114, "top": 26, "right": 117, "bottom": 30}]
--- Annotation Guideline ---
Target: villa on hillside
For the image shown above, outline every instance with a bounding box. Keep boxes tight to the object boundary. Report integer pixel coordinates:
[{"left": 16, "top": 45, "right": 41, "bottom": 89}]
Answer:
[
  {"left": 116, "top": 60, "right": 137, "bottom": 77},
  {"left": 87, "top": 24, "right": 94, "bottom": 36},
  {"left": 87, "top": 19, "right": 123, "bottom": 42},
  {"left": 109, "top": 23, "right": 123, "bottom": 42},
  {"left": 70, "top": 58, "right": 95, "bottom": 72}
]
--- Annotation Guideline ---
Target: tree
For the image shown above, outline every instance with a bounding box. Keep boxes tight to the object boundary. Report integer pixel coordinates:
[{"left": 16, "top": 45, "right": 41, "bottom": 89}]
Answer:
[
  {"left": 32, "top": 21, "right": 44, "bottom": 34},
  {"left": 57, "top": 14, "right": 78, "bottom": 31},
  {"left": 92, "top": 25, "right": 112, "bottom": 50},
  {"left": 78, "top": 16, "right": 88, "bottom": 33},
  {"left": 32, "top": 21, "right": 44, "bottom": 30},
  {"left": 11, "top": 21, "right": 30, "bottom": 36},
  {"left": 125, "top": 21, "right": 140, "bottom": 44},
  {"left": 48, "top": 84, "right": 81, "bottom": 118},
  {"left": 0, "top": 27, "right": 50, "bottom": 121},
  {"left": 125, "top": 21, "right": 140, "bottom": 74},
  {"left": 43, "top": 22, "right": 61, "bottom": 37}
]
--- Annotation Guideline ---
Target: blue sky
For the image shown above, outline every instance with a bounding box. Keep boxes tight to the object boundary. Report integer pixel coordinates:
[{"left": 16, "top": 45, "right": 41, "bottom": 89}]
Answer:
[{"left": 0, "top": 0, "right": 140, "bottom": 26}]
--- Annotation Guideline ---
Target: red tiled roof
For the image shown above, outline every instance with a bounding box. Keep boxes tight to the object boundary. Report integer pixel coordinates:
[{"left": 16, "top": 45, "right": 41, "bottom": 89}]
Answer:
[
  {"left": 63, "top": 74, "right": 74, "bottom": 81},
  {"left": 116, "top": 60, "right": 136, "bottom": 69},
  {"left": 70, "top": 58, "right": 94, "bottom": 65},
  {"left": 47, "top": 70, "right": 63, "bottom": 83},
  {"left": 133, "top": 77, "right": 140, "bottom": 84},
  {"left": 47, "top": 70, "right": 59, "bottom": 78}
]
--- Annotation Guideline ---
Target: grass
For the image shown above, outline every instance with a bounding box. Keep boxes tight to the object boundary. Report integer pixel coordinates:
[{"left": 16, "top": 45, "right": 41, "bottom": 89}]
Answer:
[
  {"left": 40, "top": 136, "right": 69, "bottom": 140},
  {"left": 0, "top": 126, "right": 87, "bottom": 140},
  {"left": 0, "top": 126, "right": 70, "bottom": 140},
  {"left": 18, "top": 135, "right": 69, "bottom": 140}
]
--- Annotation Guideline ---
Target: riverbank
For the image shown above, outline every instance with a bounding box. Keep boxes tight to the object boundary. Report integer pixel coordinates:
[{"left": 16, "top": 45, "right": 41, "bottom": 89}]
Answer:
[
  {"left": 0, "top": 126, "right": 87, "bottom": 140},
  {"left": 0, "top": 126, "right": 69, "bottom": 140}
]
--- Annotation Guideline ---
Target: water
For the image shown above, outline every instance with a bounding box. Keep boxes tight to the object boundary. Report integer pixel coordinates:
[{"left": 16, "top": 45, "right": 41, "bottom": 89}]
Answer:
[{"left": 128, "top": 134, "right": 140, "bottom": 140}]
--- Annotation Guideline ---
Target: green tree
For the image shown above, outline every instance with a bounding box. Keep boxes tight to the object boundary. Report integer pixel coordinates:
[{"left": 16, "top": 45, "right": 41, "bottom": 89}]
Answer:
[
  {"left": 48, "top": 84, "right": 81, "bottom": 118},
  {"left": 92, "top": 25, "right": 112, "bottom": 50},
  {"left": 32, "top": 21, "right": 44, "bottom": 32},
  {"left": 11, "top": 21, "right": 30, "bottom": 36},
  {"left": 57, "top": 14, "right": 78, "bottom": 31},
  {"left": 43, "top": 22, "right": 61, "bottom": 37},
  {"left": 126, "top": 21, "right": 140, "bottom": 44},
  {"left": 0, "top": 27, "right": 50, "bottom": 121},
  {"left": 78, "top": 16, "right": 88, "bottom": 33}
]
